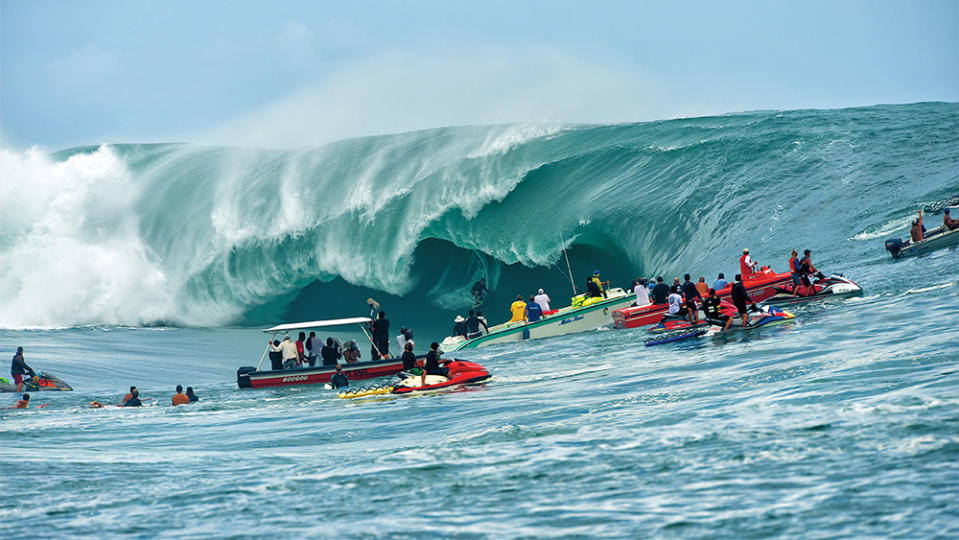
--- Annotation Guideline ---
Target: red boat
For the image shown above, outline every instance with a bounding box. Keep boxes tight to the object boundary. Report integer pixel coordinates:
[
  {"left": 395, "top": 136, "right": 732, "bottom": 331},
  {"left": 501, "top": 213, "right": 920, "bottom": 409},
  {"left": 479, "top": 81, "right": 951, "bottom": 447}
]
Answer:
[
  {"left": 237, "top": 317, "right": 409, "bottom": 389},
  {"left": 392, "top": 360, "right": 491, "bottom": 394},
  {"left": 612, "top": 267, "right": 794, "bottom": 330}
]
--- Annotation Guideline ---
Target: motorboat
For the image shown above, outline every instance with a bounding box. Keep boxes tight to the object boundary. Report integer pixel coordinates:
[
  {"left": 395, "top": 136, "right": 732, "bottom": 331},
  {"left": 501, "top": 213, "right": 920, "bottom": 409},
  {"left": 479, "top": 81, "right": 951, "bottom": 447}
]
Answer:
[
  {"left": 237, "top": 317, "right": 432, "bottom": 389},
  {"left": 885, "top": 223, "right": 959, "bottom": 258},
  {"left": 440, "top": 288, "right": 634, "bottom": 351},
  {"left": 0, "top": 371, "right": 73, "bottom": 392},
  {"left": 762, "top": 274, "right": 862, "bottom": 304}
]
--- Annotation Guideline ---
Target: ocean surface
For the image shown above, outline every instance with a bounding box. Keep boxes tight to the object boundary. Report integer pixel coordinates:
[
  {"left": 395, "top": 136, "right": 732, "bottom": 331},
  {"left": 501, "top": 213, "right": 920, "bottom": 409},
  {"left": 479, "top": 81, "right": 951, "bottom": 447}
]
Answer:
[{"left": 1, "top": 102, "right": 958, "bottom": 538}]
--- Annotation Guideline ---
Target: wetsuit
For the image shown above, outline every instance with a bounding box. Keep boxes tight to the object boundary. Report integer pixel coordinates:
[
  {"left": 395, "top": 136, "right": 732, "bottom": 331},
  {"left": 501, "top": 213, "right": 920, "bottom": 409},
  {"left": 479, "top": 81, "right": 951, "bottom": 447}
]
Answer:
[
  {"left": 401, "top": 350, "right": 418, "bottom": 371},
  {"left": 466, "top": 315, "right": 487, "bottom": 339},
  {"left": 330, "top": 372, "right": 349, "bottom": 389},
  {"left": 123, "top": 396, "right": 143, "bottom": 407},
  {"left": 730, "top": 281, "right": 750, "bottom": 315},
  {"left": 425, "top": 349, "right": 448, "bottom": 378},
  {"left": 470, "top": 281, "right": 487, "bottom": 303},
  {"left": 652, "top": 283, "right": 670, "bottom": 304},
  {"left": 702, "top": 295, "right": 727, "bottom": 325},
  {"left": 526, "top": 302, "right": 543, "bottom": 322},
  {"left": 371, "top": 318, "right": 390, "bottom": 358}
]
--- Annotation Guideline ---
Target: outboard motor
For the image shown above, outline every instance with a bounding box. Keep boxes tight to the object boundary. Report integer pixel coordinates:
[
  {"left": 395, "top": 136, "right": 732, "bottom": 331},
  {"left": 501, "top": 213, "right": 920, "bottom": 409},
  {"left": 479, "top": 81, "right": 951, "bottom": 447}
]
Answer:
[
  {"left": 236, "top": 366, "right": 256, "bottom": 389},
  {"left": 884, "top": 237, "right": 903, "bottom": 256}
]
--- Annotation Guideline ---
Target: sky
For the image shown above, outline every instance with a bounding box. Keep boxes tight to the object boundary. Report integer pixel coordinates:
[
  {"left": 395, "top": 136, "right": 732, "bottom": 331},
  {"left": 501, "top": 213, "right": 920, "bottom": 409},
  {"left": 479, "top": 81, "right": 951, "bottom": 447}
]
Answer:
[{"left": 1, "top": 0, "right": 957, "bottom": 149}]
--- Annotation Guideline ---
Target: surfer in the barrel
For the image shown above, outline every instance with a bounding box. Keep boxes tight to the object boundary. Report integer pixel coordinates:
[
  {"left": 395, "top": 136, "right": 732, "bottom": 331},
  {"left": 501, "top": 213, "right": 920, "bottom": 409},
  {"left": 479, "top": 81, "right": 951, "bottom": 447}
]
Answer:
[{"left": 470, "top": 278, "right": 488, "bottom": 307}]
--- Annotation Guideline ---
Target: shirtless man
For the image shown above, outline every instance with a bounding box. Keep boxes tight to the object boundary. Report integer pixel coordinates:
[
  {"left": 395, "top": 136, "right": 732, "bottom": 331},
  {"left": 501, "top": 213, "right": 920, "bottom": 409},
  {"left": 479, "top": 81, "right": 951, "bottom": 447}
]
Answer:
[{"left": 943, "top": 208, "right": 958, "bottom": 231}]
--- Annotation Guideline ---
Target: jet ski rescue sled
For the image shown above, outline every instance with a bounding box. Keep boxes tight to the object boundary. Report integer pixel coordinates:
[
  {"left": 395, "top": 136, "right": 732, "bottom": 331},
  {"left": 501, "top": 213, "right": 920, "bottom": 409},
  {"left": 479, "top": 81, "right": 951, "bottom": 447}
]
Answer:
[
  {"left": 237, "top": 317, "right": 419, "bottom": 389},
  {"left": 0, "top": 372, "right": 73, "bottom": 392},
  {"left": 338, "top": 360, "right": 491, "bottom": 398},
  {"left": 762, "top": 274, "right": 862, "bottom": 304}
]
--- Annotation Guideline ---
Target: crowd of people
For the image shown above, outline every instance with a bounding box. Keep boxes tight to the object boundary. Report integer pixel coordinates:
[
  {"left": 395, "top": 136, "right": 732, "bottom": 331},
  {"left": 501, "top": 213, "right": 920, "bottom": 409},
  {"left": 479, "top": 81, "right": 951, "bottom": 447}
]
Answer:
[{"left": 267, "top": 332, "right": 365, "bottom": 371}]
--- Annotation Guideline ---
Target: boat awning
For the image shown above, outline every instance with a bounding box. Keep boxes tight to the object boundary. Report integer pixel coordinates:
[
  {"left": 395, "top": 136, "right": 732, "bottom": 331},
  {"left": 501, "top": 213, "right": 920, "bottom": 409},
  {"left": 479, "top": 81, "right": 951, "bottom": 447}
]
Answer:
[{"left": 261, "top": 317, "right": 373, "bottom": 333}]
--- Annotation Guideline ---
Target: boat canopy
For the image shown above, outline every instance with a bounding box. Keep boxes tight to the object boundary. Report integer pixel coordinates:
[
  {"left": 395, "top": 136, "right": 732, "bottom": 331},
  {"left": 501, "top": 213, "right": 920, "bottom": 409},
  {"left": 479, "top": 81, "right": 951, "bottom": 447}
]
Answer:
[{"left": 261, "top": 317, "right": 372, "bottom": 333}]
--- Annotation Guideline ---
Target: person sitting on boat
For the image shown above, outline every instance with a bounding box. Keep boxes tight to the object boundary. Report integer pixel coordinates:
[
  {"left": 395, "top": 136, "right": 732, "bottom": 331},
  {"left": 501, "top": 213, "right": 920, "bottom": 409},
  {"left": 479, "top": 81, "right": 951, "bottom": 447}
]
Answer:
[
  {"left": 739, "top": 249, "right": 757, "bottom": 278},
  {"left": 370, "top": 311, "right": 391, "bottom": 359},
  {"left": 702, "top": 289, "right": 727, "bottom": 326},
  {"left": 452, "top": 315, "right": 468, "bottom": 338},
  {"left": 944, "top": 208, "right": 958, "bottom": 230},
  {"left": 321, "top": 338, "right": 339, "bottom": 366},
  {"left": 632, "top": 278, "right": 650, "bottom": 307},
  {"left": 268, "top": 340, "right": 283, "bottom": 370},
  {"left": 330, "top": 365, "right": 349, "bottom": 389},
  {"left": 465, "top": 309, "right": 487, "bottom": 339},
  {"left": 712, "top": 273, "right": 728, "bottom": 291},
  {"left": 910, "top": 210, "right": 924, "bottom": 242},
  {"left": 666, "top": 286, "right": 687, "bottom": 318},
  {"left": 534, "top": 288, "right": 551, "bottom": 312},
  {"left": 591, "top": 270, "right": 610, "bottom": 293},
  {"left": 682, "top": 274, "right": 704, "bottom": 323},
  {"left": 401, "top": 342, "right": 421, "bottom": 374},
  {"left": 652, "top": 277, "right": 670, "bottom": 304},
  {"left": 396, "top": 326, "right": 414, "bottom": 352},
  {"left": 470, "top": 278, "right": 488, "bottom": 305},
  {"left": 305, "top": 331, "right": 318, "bottom": 367},
  {"left": 8, "top": 393, "right": 30, "bottom": 409},
  {"left": 123, "top": 389, "right": 143, "bottom": 407},
  {"left": 526, "top": 295, "right": 544, "bottom": 322},
  {"left": 585, "top": 278, "right": 604, "bottom": 299},
  {"left": 279, "top": 336, "right": 299, "bottom": 369},
  {"left": 509, "top": 295, "right": 528, "bottom": 323},
  {"left": 186, "top": 387, "right": 199, "bottom": 402},
  {"left": 695, "top": 277, "right": 709, "bottom": 297},
  {"left": 423, "top": 342, "right": 450, "bottom": 382},
  {"left": 343, "top": 341, "right": 361, "bottom": 363},
  {"left": 172, "top": 385, "right": 190, "bottom": 406},
  {"left": 10, "top": 346, "right": 35, "bottom": 392},
  {"left": 726, "top": 274, "right": 751, "bottom": 331}
]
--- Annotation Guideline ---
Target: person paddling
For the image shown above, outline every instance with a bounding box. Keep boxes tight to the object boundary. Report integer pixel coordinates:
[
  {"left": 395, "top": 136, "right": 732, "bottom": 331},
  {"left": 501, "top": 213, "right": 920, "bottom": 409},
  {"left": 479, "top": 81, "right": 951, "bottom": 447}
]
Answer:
[
  {"left": 7, "top": 393, "right": 30, "bottom": 409},
  {"left": 123, "top": 389, "right": 143, "bottom": 407}
]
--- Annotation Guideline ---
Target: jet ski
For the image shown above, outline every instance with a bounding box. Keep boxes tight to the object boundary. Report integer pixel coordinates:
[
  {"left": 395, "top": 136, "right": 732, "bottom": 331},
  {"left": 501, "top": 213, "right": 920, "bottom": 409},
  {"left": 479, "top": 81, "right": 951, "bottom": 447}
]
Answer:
[
  {"left": 392, "top": 360, "right": 491, "bottom": 394},
  {"left": 647, "top": 316, "right": 709, "bottom": 334},
  {"left": 644, "top": 328, "right": 707, "bottom": 347},
  {"left": 704, "top": 303, "right": 796, "bottom": 333},
  {"left": 0, "top": 372, "right": 73, "bottom": 392},
  {"left": 762, "top": 274, "right": 863, "bottom": 304}
]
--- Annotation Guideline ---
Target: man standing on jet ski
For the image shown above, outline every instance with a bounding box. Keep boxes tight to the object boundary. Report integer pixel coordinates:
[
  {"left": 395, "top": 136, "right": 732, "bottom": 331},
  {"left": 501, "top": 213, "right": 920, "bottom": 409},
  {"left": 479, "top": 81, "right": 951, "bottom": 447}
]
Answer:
[
  {"left": 10, "top": 347, "right": 35, "bottom": 392},
  {"left": 726, "top": 274, "right": 751, "bottom": 331}
]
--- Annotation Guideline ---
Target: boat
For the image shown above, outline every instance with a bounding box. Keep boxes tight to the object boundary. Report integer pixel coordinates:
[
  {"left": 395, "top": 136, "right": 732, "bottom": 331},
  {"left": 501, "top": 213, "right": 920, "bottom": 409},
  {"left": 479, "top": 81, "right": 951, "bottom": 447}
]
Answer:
[
  {"left": 440, "top": 288, "right": 634, "bottom": 351},
  {"left": 612, "top": 267, "right": 796, "bottom": 330},
  {"left": 237, "top": 317, "right": 432, "bottom": 389},
  {"left": 762, "top": 274, "right": 863, "bottom": 304},
  {"left": 884, "top": 224, "right": 959, "bottom": 258},
  {"left": 0, "top": 372, "right": 73, "bottom": 392}
]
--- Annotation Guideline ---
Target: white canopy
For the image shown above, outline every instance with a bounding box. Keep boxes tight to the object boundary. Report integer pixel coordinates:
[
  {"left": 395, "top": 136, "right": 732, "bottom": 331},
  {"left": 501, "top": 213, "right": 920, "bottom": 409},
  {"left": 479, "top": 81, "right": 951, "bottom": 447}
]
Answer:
[{"left": 261, "top": 317, "right": 372, "bottom": 333}]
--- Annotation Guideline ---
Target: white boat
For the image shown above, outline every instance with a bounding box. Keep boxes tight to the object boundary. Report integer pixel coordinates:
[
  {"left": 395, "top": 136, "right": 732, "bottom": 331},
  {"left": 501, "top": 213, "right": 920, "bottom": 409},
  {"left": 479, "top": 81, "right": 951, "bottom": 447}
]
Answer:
[
  {"left": 441, "top": 288, "right": 634, "bottom": 351},
  {"left": 885, "top": 223, "right": 959, "bottom": 258}
]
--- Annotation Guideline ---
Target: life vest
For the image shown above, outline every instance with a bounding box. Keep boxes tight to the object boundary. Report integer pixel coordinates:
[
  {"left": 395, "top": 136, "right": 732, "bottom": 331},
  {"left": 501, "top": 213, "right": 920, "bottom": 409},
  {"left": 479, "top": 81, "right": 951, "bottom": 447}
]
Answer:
[
  {"left": 789, "top": 256, "right": 799, "bottom": 273},
  {"left": 739, "top": 254, "right": 753, "bottom": 277}
]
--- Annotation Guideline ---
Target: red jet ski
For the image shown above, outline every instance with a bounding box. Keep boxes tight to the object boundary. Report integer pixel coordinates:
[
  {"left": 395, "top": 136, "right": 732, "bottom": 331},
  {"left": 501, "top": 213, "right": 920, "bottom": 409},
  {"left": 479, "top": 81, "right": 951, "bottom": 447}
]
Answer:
[{"left": 392, "top": 360, "right": 491, "bottom": 394}]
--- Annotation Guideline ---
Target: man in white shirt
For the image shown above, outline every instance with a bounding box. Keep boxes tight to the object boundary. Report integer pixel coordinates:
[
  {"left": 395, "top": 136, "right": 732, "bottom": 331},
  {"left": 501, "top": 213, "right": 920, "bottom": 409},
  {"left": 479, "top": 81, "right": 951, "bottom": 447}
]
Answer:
[
  {"left": 667, "top": 287, "right": 684, "bottom": 316},
  {"left": 633, "top": 278, "right": 650, "bottom": 307},
  {"left": 533, "top": 288, "right": 551, "bottom": 312},
  {"left": 280, "top": 335, "right": 299, "bottom": 369}
]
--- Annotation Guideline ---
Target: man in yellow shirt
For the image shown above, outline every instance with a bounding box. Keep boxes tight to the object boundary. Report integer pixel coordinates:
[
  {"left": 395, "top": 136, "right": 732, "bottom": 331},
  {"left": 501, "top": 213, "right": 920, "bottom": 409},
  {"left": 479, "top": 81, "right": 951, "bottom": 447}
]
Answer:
[{"left": 508, "top": 295, "right": 527, "bottom": 323}]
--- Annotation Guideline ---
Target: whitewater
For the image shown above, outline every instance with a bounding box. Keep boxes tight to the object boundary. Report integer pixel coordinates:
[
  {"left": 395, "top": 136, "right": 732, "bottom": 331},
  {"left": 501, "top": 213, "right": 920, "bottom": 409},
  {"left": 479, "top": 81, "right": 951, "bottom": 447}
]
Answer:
[{"left": 1, "top": 102, "right": 957, "bottom": 538}]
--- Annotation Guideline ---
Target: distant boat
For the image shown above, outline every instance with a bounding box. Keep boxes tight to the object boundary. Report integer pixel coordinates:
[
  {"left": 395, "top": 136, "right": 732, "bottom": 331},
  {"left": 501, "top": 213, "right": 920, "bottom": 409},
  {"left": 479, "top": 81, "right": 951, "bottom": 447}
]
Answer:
[{"left": 885, "top": 225, "right": 959, "bottom": 258}]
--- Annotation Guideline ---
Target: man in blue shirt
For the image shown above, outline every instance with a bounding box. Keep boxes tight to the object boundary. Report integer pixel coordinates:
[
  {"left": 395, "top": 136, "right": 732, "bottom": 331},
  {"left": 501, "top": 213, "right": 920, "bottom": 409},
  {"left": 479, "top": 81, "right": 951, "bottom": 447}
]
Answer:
[
  {"left": 526, "top": 295, "right": 544, "bottom": 322},
  {"left": 712, "top": 273, "right": 729, "bottom": 291}
]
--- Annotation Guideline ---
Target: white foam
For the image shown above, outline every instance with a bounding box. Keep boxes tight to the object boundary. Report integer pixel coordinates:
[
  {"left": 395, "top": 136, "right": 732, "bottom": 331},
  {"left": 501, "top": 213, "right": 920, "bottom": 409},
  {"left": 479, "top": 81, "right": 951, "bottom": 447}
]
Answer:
[
  {"left": 850, "top": 216, "right": 911, "bottom": 241},
  {"left": 904, "top": 282, "right": 954, "bottom": 295}
]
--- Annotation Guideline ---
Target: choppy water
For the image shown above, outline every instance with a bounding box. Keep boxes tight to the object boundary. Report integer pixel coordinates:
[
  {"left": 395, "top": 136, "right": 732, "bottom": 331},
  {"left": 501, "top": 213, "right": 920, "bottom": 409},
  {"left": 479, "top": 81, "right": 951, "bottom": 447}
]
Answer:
[{"left": 2, "top": 102, "right": 958, "bottom": 537}]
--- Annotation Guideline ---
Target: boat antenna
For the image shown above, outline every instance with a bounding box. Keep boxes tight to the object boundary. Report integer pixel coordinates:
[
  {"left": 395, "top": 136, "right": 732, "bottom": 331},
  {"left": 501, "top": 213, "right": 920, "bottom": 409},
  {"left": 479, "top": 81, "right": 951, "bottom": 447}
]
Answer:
[{"left": 560, "top": 231, "right": 578, "bottom": 295}]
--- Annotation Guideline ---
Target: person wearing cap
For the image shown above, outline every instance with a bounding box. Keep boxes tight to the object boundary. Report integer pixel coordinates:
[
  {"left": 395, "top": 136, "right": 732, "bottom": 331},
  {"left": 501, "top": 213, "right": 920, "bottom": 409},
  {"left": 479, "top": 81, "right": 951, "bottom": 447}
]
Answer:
[
  {"left": 451, "top": 315, "right": 468, "bottom": 338},
  {"left": 465, "top": 309, "right": 487, "bottom": 339},
  {"left": 526, "top": 295, "right": 544, "bottom": 322},
  {"left": 533, "top": 288, "right": 551, "bottom": 312},
  {"left": 171, "top": 385, "right": 190, "bottom": 406},
  {"left": 910, "top": 210, "right": 924, "bottom": 242},
  {"left": 330, "top": 365, "right": 349, "bottom": 389},
  {"left": 739, "top": 249, "right": 757, "bottom": 278},
  {"left": 591, "top": 270, "right": 610, "bottom": 295},
  {"left": 279, "top": 335, "right": 299, "bottom": 369},
  {"left": 944, "top": 208, "right": 958, "bottom": 230},
  {"left": 10, "top": 346, "right": 35, "bottom": 392}
]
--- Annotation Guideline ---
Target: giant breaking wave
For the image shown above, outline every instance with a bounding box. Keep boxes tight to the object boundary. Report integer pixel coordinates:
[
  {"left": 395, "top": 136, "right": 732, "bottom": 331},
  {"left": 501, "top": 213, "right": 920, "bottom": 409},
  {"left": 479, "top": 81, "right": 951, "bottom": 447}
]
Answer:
[{"left": 1, "top": 102, "right": 956, "bottom": 332}]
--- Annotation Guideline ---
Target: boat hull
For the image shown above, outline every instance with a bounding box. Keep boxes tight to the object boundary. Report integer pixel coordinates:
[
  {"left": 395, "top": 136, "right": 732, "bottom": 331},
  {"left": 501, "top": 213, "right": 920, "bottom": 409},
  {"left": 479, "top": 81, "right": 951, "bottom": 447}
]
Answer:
[
  {"left": 885, "top": 226, "right": 959, "bottom": 258},
  {"left": 238, "top": 358, "right": 405, "bottom": 389}
]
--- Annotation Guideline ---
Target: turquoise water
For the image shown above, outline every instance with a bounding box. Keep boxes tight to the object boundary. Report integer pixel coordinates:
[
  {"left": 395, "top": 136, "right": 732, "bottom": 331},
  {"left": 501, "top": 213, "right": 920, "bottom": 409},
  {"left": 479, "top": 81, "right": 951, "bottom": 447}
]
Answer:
[{"left": 1, "top": 102, "right": 958, "bottom": 537}]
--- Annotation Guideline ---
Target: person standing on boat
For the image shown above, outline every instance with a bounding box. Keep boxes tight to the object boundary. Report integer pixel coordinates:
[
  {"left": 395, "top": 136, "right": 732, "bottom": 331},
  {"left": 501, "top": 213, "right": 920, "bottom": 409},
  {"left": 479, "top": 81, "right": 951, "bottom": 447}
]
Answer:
[
  {"left": 652, "top": 277, "right": 670, "bottom": 304},
  {"left": 280, "top": 336, "right": 299, "bottom": 369},
  {"left": 739, "top": 249, "right": 757, "bottom": 278},
  {"left": 526, "top": 295, "right": 544, "bottom": 322},
  {"left": 396, "top": 326, "right": 412, "bottom": 352},
  {"left": 343, "top": 341, "right": 361, "bottom": 363},
  {"left": 508, "top": 295, "right": 527, "bottom": 322},
  {"left": 10, "top": 346, "right": 35, "bottom": 393},
  {"left": 910, "top": 210, "right": 924, "bottom": 242},
  {"left": 788, "top": 250, "right": 802, "bottom": 293},
  {"left": 330, "top": 365, "right": 349, "bottom": 389},
  {"left": 370, "top": 311, "right": 390, "bottom": 359},
  {"left": 534, "top": 288, "right": 551, "bottom": 312},
  {"left": 476, "top": 311, "right": 490, "bottom": 334},
  {"left": 305, "top": 331, "right": 318, "bottom": 367},
  {"left": 727, "top": 274, "right": 750, "bottom": 331},
  {"left": 682, "top": 274, "right": 703, "bottom": 323},
  {"left": 267, "top": 340, "right": 283, "bottom": 370},
  {"left": 712, "top": 273, "right": 728, "bottom": 291},
  {"left": 295, "top": 333, "right": 307, "bottom": 366},
  {"left": 633, "top": 278, "right": 650, "bottom": 307},
  {"left": 321, "top": 338, "right": 340, "bottom": 366},
  {"left": 944, "top": 208, "right": 958, "bottom": 230},
  {"left": 465, "top": 309, "right": 487, "bottom": 339}
]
